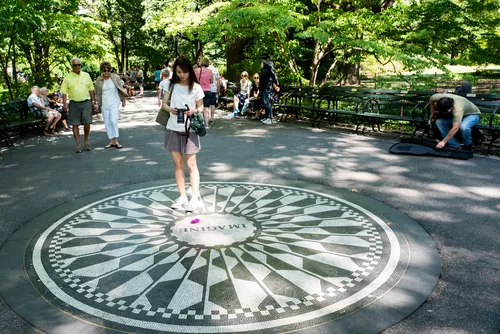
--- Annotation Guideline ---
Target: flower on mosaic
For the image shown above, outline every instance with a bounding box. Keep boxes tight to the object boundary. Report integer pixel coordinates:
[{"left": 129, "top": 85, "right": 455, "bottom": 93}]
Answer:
[{"left": 190, "top": 218, "right": 200, "bottom": 224}]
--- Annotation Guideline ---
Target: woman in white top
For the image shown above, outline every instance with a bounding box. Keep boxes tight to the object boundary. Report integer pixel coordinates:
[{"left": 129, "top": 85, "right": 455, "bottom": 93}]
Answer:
[
  {"left": 162, "top": 56, "right": 205, "bottom": 212},
  {"left": 233, "top": 71, "right": 251, "bottom": 116},
  {"left": 94, "top": 61, "right": 128, "bottom": 148},
  {"left": 157, "top": 69, "right": 170, "bottom": 107}
]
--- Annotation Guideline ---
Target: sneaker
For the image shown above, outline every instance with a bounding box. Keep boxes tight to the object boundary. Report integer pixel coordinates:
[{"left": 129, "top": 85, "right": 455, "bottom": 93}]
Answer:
[
  {"left": 209, "top": 120, "right": 214, "bottom": 125},
  {"left": 262, "top": 118, "right": 273, "bottom": 125},
  {"left": 43, "top": 129, "right": 53, "bottom": 136},
  {"left": 184, "top": 197, "right": 201, "bottom": 212},
  {"left": 227, "top": 113, "right": 235, "bottom": 119},
  {"left": 205, "top": 125, "right": 210, "bottom": 129},
  {"left": 171, "top": 196, "right": 189, "bottom": 209}
]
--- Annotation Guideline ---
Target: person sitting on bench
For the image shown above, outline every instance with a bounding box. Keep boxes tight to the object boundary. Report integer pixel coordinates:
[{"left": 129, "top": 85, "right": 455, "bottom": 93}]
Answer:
[{"left": 429, "top": 94, "right": 480, "bottom": 151}]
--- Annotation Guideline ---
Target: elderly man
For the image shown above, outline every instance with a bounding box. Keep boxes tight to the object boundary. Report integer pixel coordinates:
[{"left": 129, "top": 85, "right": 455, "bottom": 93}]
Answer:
[
  {"left": 27, "top": 86, "right": 62, "bottom": 136},
  {"left": 61, "top": 57, "right": 96, "bottom": 153},
  {"left": 429, "top": 93, "right": 481, "bottom": 151}
]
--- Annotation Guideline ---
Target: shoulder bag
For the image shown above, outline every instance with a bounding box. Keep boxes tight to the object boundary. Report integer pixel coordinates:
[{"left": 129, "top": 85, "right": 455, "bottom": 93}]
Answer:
[{"left": 155, "top": 84, "right": 174, "bottom": 126}]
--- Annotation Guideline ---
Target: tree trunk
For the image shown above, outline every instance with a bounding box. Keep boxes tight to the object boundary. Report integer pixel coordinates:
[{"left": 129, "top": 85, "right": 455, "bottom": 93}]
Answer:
[
  {"left": 0, "top": 54, "right": 14, "bottom": 100},
  {"left": 226, "top": 38, "right": 249, "bottom": 82},
  {"left": 120, "top": 25, "right": 125, "bottom": 71},
  {"left": 340, "top": 50, "right": 361, "bottom": 86},
  {"left": 340, "top": 62, "right": 360, "bottom": 85},
  {"left": 195, "top": 38, "right": 203, "bottom": 65},
  {"left": 272, "top": 32, "right": 300, "bottom": 79}
]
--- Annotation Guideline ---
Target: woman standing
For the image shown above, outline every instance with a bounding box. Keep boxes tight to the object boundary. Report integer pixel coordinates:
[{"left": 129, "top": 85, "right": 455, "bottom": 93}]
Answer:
[
  {"left": 162, "top": 56, "right": 205, "bottom": 212},
  {"left": 194, "top": 58, "right": 213, "bottom": 129},
  {"left": 95, "top": 61, "right": 128, "bottom": 149}
]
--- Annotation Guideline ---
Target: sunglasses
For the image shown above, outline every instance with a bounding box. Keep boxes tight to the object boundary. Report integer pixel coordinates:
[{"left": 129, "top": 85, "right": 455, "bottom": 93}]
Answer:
[
  {"left": 241, "top": 74, "right": 248, "bottom": 77},
  {"left": 103, "top": 69, "right": 111, "bottom": 72},
  {"left": 253, "top": 77, "right": 259, "bottom": 79},
  {"left": 72, "top": 64, "right": 82, "bottom": 67}
]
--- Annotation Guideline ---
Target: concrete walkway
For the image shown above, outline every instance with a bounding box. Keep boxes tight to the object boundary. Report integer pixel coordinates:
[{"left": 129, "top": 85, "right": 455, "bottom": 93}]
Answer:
[{"left": 0, "top": 92, "right": 498, "bottom": 333}]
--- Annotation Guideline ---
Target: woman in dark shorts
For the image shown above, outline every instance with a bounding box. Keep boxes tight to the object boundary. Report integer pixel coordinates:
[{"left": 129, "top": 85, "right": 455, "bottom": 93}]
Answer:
[
  {"left": 162, "top": 56, "right": 205, "bottom": 212},
  {"left": 194, "top": 58, "right": 213, "bottom": 129}
]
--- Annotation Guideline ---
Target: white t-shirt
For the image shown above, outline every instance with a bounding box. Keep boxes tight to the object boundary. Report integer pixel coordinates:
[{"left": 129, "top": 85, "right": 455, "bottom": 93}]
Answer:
[
  {"left": 208, "top": 65, "right": 220, "bottom": 93},
  {"left": 27, "top": 93, "right": 42, "bottom": 109},
  {"left": 165, "top": 82, "right": 205, "bottom": 132},
  {"left": 101, "top": 79, "right": 121, "bottom": 110},
  {"left": 159, "top": 79, "right": 169, "bottom": 92}
]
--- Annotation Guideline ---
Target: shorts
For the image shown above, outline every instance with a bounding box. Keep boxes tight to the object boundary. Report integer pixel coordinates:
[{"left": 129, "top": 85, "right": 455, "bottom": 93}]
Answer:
[
  {"left": 236, "top": 93, "right": 247, "bottom": 106},
  {"left": 203, "top": 91, "right": 213, "bottom": 107},
  {"left": 42, "top": 110, "right": 61, "bottom": 119},
  {"left": 164, "top": 130, "right": 200, "bottom": 154},
  {"left": 137, "top": 79, "right": 144, "bottom": 87},
  {"left": 68, "top": 100, "right": 92, "bottom": 126}
]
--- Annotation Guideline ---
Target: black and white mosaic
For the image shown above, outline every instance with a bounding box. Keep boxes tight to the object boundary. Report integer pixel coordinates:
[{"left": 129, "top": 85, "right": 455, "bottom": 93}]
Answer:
[{"left": 27, "top": 182, "right": 409, "bottom": 333}]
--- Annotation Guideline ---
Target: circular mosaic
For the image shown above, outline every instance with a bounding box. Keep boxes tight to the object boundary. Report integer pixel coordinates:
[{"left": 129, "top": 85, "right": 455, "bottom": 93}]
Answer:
[{"left": 26, "top": 182, "right": 410, "bottom": 333}]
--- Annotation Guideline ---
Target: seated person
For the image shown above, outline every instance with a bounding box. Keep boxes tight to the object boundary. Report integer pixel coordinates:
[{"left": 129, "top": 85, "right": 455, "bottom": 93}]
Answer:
[
  {"left": 28, "top": 85, "right": 62, "bottom": 136},
  {"left": 233, "top": 71, "right": 251, "bottom": 116},
  {"left": 41, "top": 87, "right": 71, "bottom": 132},
  {"left": 430, "top": 94, "right": 481, "bottom": 150},
  {"left": 243, "top": 73, "right": 262, "bottom": 119}
]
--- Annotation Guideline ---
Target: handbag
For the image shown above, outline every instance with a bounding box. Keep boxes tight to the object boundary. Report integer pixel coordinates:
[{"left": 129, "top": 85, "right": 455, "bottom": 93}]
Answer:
[
  {"left": 155, "top": 84, "right": 174, "bottom": 126},
  {"left": 188, "top": 113, "right": 207, "bottom": 137}
]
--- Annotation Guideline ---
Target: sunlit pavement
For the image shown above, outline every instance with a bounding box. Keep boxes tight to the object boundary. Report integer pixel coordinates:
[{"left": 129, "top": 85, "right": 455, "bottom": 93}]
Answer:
[{"left": 0, "top": 91, "right": 498, "bottom": 334}]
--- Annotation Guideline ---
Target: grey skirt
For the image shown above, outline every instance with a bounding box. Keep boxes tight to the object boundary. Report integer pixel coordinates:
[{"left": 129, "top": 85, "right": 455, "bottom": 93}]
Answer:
[{"left": 164, "top": 130, "right": 200, "bottom": 154}]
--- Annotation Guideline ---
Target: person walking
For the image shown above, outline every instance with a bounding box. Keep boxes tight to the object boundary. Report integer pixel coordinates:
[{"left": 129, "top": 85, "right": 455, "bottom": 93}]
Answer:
[
  {"left": 207, "top": 60, "right": 220, "bottom": 125},
  {"left": 154, "top": 66, "right": 162, "bottom": 91},
  {"left": 162, "top": 56, "right": 205, "bottom": 212},
  {"left": 94, "top": 61, "right": 129, "bottom": 149},
  {"left": 259, "top": 54, "right": 279, "bottom": 125},
  {"left": 136, "top": 65, "right": 144, "bottom": 97},
  {"left": 129, "top": 66, "right": 137, "bottom": 97},
  {"left": 157, "top": 68, "right": 170, "bottom": 107},
  {"left": 194, "top": 58, "right": 213, "bottom": 128},
  {"left": 61, "top": 57, "right": 96, "bottom": 152}
]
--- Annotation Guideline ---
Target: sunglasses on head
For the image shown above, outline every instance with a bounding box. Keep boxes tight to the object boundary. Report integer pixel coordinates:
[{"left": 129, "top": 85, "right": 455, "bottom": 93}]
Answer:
[{"left": 72, "top": 64, "right": 81, "bottom": 67}]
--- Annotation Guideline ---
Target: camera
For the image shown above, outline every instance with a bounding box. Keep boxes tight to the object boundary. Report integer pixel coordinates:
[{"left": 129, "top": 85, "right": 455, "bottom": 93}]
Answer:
[{"left": 176, "top": 104, "right": 190, "bottom": 123}]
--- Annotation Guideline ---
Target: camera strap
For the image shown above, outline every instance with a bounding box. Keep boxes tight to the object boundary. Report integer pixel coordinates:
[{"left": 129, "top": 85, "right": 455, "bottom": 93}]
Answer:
[{"left": 184, "top": 116, "right": 192, "bottom": 145}]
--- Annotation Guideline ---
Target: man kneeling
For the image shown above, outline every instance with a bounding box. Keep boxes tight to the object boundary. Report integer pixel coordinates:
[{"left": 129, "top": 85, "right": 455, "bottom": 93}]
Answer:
[
  {"left": 28, "top": 85, "right": 62, "bottom": 136},
  {"left": 430, "top": 94, "right": 481, "bottom": 151}
]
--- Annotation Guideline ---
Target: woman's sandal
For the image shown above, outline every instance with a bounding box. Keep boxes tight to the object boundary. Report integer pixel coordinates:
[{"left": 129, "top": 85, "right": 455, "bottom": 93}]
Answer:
[
  {"left": 105, "top": 143, "right": 115, "bottom": 149},
  {"left": 115, "top": 144, "right": 123, "bottom": 149}
]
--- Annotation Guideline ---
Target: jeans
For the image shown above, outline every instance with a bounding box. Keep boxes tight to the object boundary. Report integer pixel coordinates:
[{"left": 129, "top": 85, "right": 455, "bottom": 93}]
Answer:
[
  {"left": 241, "top": 101, "right": 250, "bottom": 114},
  {"left": 262, "top": 88, "right": 272, "bottom": 119},
  {"left": 436, "top": 114, "right": 480, "bottom": 148}
]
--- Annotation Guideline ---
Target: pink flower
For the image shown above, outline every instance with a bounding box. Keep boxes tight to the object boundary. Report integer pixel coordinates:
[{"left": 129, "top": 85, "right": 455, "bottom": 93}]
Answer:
[{"left": 190, "top": 218, "right": 200, "bottom": 224}]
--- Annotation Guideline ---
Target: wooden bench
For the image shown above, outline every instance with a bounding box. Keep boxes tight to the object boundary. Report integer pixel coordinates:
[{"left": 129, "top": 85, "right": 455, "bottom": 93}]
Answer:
[
  {"left": 0, "top": 99, "right": 43, "bottom": 146},
  {"left": 274, "top": 87, "right": 433, "bottom": 135},
  {"left": 274, "top": 87, "right": 500, "bottom": 153}
]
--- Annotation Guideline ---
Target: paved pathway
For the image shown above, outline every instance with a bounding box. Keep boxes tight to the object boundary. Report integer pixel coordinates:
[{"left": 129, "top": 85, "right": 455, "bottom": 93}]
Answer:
[{"left": 0, "top": 92, "right": 498, "bottom": 333}]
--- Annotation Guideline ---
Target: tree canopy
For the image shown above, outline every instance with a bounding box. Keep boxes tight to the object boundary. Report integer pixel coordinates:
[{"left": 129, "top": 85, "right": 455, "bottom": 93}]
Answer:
[{"left": 0, "top": 0, "right": 499, "bottom": 99}]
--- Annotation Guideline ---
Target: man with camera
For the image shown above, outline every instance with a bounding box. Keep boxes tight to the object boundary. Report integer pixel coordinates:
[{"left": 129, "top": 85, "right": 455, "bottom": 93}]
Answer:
[{"left": 429, "top": 94, "right": 481, "bottom": 151}]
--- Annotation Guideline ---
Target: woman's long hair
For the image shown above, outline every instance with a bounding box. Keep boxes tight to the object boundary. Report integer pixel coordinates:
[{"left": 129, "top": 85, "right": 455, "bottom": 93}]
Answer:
[{"left": 170, "top": 56, "right": 199, "bottom": 92}]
